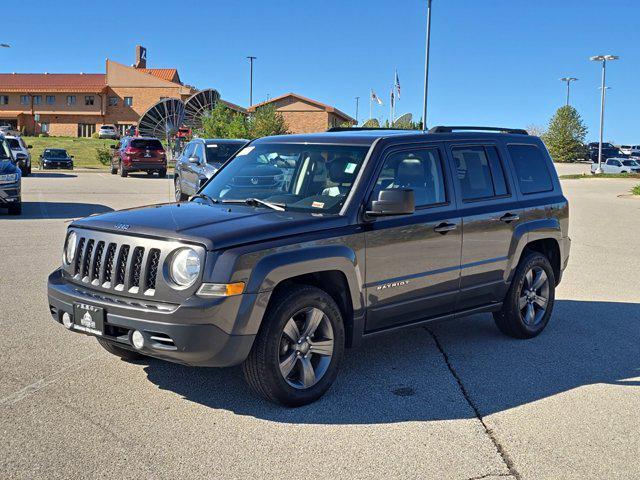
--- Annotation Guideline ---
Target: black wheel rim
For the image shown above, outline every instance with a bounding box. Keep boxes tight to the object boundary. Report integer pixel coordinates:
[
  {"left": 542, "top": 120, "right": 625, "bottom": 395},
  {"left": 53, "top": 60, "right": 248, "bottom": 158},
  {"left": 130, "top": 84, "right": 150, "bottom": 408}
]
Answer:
[
  {"left": 278, "top": 307, "right": 334, "bottom": 390},
  {"left": 519, "top": 266, "right": 550, "bottom": 327}
]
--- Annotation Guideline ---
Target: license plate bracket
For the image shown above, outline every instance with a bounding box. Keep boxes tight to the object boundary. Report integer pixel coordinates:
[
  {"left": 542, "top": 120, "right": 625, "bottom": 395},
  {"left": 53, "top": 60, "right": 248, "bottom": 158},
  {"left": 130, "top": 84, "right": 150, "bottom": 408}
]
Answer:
[{"left": 73, "top": 303, "right": 105, "bottom": 336}]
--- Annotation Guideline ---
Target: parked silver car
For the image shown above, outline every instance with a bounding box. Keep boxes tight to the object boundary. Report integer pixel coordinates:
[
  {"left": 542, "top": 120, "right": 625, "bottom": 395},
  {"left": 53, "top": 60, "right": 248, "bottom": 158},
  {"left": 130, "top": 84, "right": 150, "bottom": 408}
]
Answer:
[
  {"left": 174, "top": 138, "right": 248, "bottom": 201},
  {"left": 98, "top": 124, "right": 119, "bottom": 139}
]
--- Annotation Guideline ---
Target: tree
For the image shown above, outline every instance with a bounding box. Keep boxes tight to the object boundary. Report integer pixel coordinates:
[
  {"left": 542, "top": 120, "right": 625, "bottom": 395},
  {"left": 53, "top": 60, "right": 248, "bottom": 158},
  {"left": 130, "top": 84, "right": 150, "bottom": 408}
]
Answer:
[
  {"left": 199, "top": 103, "right": 249, "bottom": 139},
  {"left": 249, "top": 104, "right": 289, "bottom": 138},
  {"left": 542, "top": 106, "right": 588, "bottom": 163},
  {"left": 526, "top": 124, "right": 546, "bottom": 137}
]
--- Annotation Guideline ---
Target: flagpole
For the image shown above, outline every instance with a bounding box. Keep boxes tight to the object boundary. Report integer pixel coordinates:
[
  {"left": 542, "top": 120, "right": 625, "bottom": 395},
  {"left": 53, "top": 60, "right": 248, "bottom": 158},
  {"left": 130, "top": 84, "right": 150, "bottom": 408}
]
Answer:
[{"left": 370, "top": 90, "right": 372, "bottom": 121}]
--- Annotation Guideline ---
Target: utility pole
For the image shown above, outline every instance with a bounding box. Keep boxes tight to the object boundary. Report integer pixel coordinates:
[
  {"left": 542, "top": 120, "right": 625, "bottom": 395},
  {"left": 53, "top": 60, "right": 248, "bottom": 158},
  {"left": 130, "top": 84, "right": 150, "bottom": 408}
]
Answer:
[
  {"left": 355, "top": 96, "right": 360, "bottom": 125},
  {"left": 422, "top": 0, "right": 433, "bottom": 130},
  {"left": 590, "top": 55, "right": 619, "bottom": 174},
  {"left": 559, "top": 77, "right": 578, "bottom": 106},
  {"left": 246, "top": 56, "right": 257, "bottom": 106}
]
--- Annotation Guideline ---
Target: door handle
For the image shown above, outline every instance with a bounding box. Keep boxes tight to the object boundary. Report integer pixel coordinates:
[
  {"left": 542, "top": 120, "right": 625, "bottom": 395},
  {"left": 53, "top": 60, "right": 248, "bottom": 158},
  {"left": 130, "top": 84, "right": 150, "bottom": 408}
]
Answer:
[
  {"left": 500, "top": 213, "right": 520, "bottom": 223},
  {"left": 434, "top": 222, "right": 457, "bottom": 234}
]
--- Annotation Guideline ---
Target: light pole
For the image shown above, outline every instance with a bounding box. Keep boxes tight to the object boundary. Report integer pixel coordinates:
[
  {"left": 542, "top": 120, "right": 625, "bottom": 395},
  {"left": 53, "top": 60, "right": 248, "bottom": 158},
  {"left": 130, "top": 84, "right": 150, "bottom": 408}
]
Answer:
[
  {"left": 355, "top": 96, "right": 360, "bottom": 125},
  {"left": 246, "top": 56, "right": 257, "bottom": 106},
  {"left": 422, "top": 0, "right": 432, "bottom": 130},
  {"left": 590, "top": 55, "right": 618, "bottom": 174},
  {"left": 559, "top": 77, "right": 578, "bottom": 106}
]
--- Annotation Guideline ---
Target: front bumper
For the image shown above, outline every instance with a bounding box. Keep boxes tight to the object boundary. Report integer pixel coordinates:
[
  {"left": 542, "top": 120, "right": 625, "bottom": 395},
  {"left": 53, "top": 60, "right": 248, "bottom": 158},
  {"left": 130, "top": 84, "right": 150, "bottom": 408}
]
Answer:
[
  {"left": 0, "top": 183, "right": 20, "bottom": 204},
  {"left": 43, "top": 160, "right": 73, "bottom": 169},
  {"left": 47, "top": 269, "right": 257, "bottom": 367}
]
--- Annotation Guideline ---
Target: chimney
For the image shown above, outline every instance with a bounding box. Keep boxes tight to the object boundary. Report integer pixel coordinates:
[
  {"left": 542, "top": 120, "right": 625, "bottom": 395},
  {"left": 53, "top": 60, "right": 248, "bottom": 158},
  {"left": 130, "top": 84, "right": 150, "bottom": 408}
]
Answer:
[{"left": 134, "top": 45, "right": 147, "bottom": 69}]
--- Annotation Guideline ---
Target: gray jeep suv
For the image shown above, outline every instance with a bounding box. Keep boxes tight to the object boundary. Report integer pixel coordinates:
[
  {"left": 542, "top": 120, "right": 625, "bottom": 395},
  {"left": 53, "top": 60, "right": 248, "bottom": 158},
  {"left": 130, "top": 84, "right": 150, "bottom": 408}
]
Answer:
[{"left": 47, "top": 126, "right": 570, "bottom": 406}]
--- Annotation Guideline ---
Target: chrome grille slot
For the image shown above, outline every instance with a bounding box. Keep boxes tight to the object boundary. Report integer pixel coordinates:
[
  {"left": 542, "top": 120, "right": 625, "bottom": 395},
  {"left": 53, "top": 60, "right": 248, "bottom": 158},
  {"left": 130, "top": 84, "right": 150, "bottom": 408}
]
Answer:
[
  {"left": 81, "top": 239, "right": 94, "bottom": 280},
  {"left": 103, "top": 243, "right": 117, "bottom": 286},
  {"left": 74, "top": 238, "right": 86, "bottom": 275},
  {"left": 91, "top": 241, "right": 105, "bottom": 284},
  {"left": 146, "top": 249, "right": 160, "bottom": 292},
  {"left": 115, "top": 245, "right": 130, "bottom": 289}
]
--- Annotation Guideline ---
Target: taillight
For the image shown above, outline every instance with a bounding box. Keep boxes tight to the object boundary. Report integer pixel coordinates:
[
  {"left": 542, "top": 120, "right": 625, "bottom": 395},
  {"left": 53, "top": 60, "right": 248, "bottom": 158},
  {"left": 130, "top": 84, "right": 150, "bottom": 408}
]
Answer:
[
  {"left": 125, "top": 147, "right": 141, "bottom": 155},
  {"left": 158, "top": 150, "right": 165, "bottom": 155}
]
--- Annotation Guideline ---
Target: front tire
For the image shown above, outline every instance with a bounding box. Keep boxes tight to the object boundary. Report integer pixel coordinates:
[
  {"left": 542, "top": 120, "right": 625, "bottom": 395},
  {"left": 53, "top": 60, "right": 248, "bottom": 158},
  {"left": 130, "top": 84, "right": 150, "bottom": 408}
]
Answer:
[
  {"left": 494, "top": 251, "right": 555, "bottom": 339},
  {"left": 8, "top": 201, "right": 21, "bottom": 215},
  {"left": 158, "top": 168, "right": 167, "bottom": 178},
  {"left": 96, "top": 338, "right": 145, "bottom": 361},
  {"left": 242, "top": 285, "right": 345, "bottom": 407},
  {"left": 174, "top": 177, "right": 188, "bottom": 201}
]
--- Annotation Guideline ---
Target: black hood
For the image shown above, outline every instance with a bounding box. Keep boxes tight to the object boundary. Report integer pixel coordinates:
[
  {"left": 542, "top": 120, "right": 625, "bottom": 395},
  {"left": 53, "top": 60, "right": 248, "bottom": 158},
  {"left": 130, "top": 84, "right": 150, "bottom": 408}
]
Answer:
[
  {"left": 71, "top": 201, "right": 348, "bottom": 250},
  {"left": 0, "top": 159, "right": 18, "bottom": 174}
]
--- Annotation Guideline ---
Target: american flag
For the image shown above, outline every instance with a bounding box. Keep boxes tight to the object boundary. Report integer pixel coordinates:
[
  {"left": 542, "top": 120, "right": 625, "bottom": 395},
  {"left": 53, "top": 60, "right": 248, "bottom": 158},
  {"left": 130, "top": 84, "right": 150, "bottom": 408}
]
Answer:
[{"left": 395, "top": 71, "right": 401, "bottom": 99}]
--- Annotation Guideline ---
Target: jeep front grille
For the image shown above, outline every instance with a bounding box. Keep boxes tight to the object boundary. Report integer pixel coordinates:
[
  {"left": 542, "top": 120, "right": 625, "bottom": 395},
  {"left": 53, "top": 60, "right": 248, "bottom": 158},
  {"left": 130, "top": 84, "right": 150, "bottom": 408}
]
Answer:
[{"left": 70, "top": 236, "right": 160, "bottom": 296}]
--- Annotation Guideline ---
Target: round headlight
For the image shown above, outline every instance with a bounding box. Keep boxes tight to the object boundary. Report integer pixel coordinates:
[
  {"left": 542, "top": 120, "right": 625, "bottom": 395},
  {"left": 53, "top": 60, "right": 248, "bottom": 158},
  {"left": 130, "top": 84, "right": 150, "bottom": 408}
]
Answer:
[
  {"left": 170, "top": 248, "right": 201, "bottom": 287},
  {"left": 64, "top": 231, "right": 77, "bottom": 265}
]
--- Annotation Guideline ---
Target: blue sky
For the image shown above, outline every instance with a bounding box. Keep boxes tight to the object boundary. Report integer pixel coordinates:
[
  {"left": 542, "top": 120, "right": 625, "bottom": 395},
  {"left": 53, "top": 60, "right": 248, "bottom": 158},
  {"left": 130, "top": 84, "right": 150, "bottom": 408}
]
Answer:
[{"left": 5, "top": 0, "right": 639, "bottom": 142}]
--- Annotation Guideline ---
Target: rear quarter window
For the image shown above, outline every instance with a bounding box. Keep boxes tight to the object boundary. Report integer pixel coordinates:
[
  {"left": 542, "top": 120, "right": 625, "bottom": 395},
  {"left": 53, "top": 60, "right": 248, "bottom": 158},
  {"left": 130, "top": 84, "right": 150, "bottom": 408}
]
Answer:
[{"left": 507, "top": 144, "right": 554, "bottom": 194}]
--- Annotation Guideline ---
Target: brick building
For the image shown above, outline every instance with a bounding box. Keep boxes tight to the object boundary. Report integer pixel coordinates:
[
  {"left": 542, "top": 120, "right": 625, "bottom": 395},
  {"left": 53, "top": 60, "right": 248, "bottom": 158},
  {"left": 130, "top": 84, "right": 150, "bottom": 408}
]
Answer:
[
  {"left": 0, "top": 46, "right": 194, "bottom": 137},
  {"left": 247, "top": 93, "right": 355, "bottom": 134}
]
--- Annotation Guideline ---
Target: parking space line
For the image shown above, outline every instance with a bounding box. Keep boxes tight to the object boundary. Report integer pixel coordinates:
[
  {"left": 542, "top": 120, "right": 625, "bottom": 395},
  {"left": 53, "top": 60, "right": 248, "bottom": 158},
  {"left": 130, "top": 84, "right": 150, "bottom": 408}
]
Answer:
[{"left": 0, "top": 354, "right": 95, "bottom": 406}]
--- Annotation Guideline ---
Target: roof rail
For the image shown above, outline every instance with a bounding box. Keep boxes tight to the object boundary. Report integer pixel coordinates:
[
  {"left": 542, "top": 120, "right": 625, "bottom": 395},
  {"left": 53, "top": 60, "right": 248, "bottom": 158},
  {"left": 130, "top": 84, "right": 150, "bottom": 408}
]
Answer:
[
  {"left": 428, "top": 126, "right": 529, "bottom": 135},
  {"left": 326, "top": 127, "right": 413, "bottom": 132}
]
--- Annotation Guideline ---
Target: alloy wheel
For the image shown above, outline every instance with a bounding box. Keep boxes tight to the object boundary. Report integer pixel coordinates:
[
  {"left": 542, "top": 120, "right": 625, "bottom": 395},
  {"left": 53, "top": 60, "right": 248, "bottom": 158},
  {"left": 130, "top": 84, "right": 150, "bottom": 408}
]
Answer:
[
  {"left": 519, "top": 266, "right": 550, "bottom": 326},
  {"left": 278, "top": 307, "right": 334, "bottom": 389}
]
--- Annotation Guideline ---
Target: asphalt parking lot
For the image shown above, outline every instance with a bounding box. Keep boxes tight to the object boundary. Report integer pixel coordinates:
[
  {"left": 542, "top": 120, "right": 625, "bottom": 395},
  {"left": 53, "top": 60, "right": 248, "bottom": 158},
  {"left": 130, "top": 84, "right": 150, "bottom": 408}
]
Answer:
[{"left": 2, "top": 169, "right": 639, "bottom": 479}]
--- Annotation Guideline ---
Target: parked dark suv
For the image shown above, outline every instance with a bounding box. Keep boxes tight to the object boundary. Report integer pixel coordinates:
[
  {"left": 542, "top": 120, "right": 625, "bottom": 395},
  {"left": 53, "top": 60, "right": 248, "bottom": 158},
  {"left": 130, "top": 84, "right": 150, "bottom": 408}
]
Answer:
[
  {"left": 110, "top": 137, "right": 167, "bottom": 177},
  {"left": 47, "top": 126, "right": 570, "bottom": 406},
  {"left": 174, "top": 138, "right": 248, "bottom": 201}
]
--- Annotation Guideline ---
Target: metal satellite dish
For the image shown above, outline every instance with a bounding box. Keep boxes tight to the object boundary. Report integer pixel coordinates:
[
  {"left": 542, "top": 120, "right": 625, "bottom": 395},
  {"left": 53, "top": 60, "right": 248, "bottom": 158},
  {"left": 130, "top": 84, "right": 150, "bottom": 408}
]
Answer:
[
  {"left": 137, "top": 98, "right": 186, "bottom": 139},
  {"left": 394, "top": 113, "right": 413, "bottom": 125},
  {"left": 362, "top": 118, "right": 380, "bottom": 128},
  {"left": 184, "top": 88, "right": 221, "bottom": 130}
]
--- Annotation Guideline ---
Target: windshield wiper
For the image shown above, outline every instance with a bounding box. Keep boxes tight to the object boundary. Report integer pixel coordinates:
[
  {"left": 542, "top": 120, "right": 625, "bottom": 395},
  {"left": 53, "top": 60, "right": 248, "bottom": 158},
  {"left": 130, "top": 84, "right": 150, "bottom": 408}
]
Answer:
[
  {"left": 189, "top": 193, "right": 219, "bottom": 204},
  {"left": 221, "top": 198, "right": 285, "bottom": 211}
]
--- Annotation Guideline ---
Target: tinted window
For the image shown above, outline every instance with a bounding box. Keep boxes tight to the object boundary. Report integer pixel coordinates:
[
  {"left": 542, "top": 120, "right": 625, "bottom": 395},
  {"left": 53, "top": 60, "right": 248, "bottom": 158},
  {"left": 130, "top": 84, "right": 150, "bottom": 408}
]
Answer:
[
  {"left": 44, "top": 149, "right": 68, "bottom": 158},
  {"left": 507, "top": 144, "right": 553, "bottom": 194},
  {"left": 451, "top": 146, "right": 509, "bottom": 201},
  {"left": 205, "top": 141, "right": 247, "bottom": 164},
  {"left": 373, "top": 148, "right": 446, "bottom": 207},
  {"left": 623, "top": 160, "right": 638, "bottom": 167},
  {"left": 6, "top": 139, "right": 20, "bottom": 149},
  {"left": 130, "top": 139, "right": 162, "bottom": 150}
]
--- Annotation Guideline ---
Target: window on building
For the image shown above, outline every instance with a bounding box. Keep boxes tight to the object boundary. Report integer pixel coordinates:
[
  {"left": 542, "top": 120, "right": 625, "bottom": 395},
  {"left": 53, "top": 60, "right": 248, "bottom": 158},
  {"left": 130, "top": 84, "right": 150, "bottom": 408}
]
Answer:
[
  {"left": 33, "top": 95, "right": 42, "bottom": 105},
  {"left": 67, "top": 95, "right": 77, "bottom": 106},
  {"left": 46, "top": 95, "right": 56, "bottom": 105},
  {"left": 117, "top": 124, "right": 133, "bottom": 136},
  {"left": 0, "top": 95, "right": 9, "bottom": 105},
  {"left": 108, "top": 96, "right": 118, "bottom": 106},
  {"left": 124, "top": 97, "right": 133, "bottom": 106},
  {"left": 20, "top": 95, "right": 29, "bottom": 105},
  {"left": 507, "top": 144, "right": 554, "bottom": 195},
  {"left": 77, "top": 123, "right": 96, "bottom": 138},
  {"left": 41, "top": 122, "right": 50, "bottom": 133},
  {"left": 451, "top": 145, "right": 510, "bottom": 201},
  {"left": 85, "top": 96, "right": 95, "bottom": 106}
]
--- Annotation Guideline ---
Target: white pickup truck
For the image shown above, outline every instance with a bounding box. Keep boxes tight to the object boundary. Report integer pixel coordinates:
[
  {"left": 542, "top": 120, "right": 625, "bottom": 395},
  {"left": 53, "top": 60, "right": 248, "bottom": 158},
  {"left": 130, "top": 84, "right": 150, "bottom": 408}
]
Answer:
[{"left": 591, "top": 157, "right": 640, "bottom": 174}]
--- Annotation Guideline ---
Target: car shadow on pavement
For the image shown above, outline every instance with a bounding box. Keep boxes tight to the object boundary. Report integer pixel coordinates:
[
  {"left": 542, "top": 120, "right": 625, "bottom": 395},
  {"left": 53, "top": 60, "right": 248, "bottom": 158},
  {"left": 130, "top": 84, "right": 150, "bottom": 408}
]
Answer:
[
  {"left": 1, "top": 202, "right": 113, "bottom": 220},
  {"left": 29, "top": 172, "right": 77, "bottom": 178},
  {"left": 142, "top": 299, "right": 640, "bottom": 423}
]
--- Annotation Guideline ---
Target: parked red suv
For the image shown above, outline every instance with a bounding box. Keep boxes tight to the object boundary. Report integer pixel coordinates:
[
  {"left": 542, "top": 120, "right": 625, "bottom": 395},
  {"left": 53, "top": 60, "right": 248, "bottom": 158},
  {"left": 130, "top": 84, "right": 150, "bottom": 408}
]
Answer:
[{"left": 110, "top": 137, "right": 167, "bottom": 177}]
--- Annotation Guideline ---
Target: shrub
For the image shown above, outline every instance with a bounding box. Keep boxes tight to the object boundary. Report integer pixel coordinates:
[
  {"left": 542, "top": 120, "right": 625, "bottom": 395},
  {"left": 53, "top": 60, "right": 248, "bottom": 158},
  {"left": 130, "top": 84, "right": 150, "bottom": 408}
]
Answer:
[
  {"left": 632, "top": 184, "right": 640, "bottom": 196},
  {"left": 91, "top": 132, "right": 99, "bottom": 139},
  {"left": 95, "top": 145, "right": 112, "bottom": 166},
  {"left": 38, "top": 132, "right": 49, "bottom": 138}
]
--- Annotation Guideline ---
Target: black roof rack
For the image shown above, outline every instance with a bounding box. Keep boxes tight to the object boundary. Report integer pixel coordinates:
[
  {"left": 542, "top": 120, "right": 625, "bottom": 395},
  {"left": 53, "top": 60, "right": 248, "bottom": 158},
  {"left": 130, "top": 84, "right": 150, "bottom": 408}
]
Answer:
[
  {"left": 326, "top": 127, "right": 414, "bottom": 132},
  {"left": 428, "top": 126, "right": 528, "bottom": 135}
]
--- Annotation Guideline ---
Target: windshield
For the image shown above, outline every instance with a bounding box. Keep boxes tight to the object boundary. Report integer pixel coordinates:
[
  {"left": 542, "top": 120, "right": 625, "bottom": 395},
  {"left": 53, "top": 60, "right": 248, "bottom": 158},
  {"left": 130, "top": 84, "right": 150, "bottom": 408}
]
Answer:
[
  {"left": 44, "top": 149, "right": 68, "bottom": 158},
  {"left": 205, "top": 141, "right": 247, "bottom": 164},
  {"left": 199, "top": 143, "right": 369, "bottom": 213},
  {"left": 0, "top": 139, "right": 11, "bottom": 159},
  {"left": 6, "top": 139, "right": 20, "bottom": 149}
]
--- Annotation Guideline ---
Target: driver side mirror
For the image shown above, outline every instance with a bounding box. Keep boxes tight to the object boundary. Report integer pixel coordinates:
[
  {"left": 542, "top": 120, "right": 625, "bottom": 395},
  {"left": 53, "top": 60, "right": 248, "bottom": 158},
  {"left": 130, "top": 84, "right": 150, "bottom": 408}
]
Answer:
[
  {"left": 366, "top": 189, "right": 415, "bottom": 217},
  {"left": 189, "top": 155, "right": 201, "bottom": 164}
]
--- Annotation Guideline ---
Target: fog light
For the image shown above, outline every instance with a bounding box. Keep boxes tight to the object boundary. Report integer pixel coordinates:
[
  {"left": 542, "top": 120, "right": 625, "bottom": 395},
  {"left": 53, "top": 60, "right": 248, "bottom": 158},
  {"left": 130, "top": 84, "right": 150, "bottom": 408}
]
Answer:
[
  {"left": 131, "top": 330, "right": 144, "bottom": 349},
  {"left": 62, "top": 312, "right": 73, "bottom": 329}
]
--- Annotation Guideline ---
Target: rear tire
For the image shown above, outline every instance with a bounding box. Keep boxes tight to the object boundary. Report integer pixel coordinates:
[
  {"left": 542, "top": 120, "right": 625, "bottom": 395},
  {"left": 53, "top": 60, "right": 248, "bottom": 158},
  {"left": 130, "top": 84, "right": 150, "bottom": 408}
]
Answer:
[
  {"left": 158, "top": 168, "right": 167, "bottom": 178},
  {"left": 8, "top": 202, "right": 21, "bottom": 215},
  {"left": 110, "top": 164, "right": 117, "bottom": 175},
  {"left": 119, "top": 162, "right": 128, "bottom": 177},
  {"left": 493, "top": 251, "right": 555, "bottom": 339},
  {"left": 242, "top": 285, "right": 345, "bottom": 407},
  {"left": 96, "top": 338, "right": 145, "bottom": 361}
]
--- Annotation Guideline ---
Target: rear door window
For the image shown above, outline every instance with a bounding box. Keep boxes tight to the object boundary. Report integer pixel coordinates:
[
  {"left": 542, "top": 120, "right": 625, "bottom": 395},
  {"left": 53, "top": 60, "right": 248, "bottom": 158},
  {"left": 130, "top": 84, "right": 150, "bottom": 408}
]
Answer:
[
  {"left": 507, "top": 144, "right": 553, "bottom": 194},
  {"left": 451, "top": 145, "right": 509, "bottom": 201}
]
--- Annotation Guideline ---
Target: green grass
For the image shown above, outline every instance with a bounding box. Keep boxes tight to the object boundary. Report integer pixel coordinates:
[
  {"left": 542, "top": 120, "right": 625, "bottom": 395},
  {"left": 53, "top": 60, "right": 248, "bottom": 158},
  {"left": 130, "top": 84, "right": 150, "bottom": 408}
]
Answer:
[
  {"left": 559, "top": 173, "right": 640, "bottom": 180},
  {"left": 632, "top": 184, "right": 640, "bottom": 196},
  {"left": 23, "top": 136, "right": 119, "bottom": 169}
]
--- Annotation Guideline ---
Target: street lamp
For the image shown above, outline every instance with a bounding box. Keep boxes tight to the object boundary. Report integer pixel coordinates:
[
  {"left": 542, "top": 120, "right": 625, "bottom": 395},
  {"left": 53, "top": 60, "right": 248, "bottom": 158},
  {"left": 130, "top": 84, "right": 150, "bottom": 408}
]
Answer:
[
  {"left": 355, "top": 96, "right": 360, "bottom": 125},
  {"left": 559, "top": 77, "right": 578, "bottom": 106},
  {"left": 246, "top": 56, "right": 257, "bottom": 106},
  {"left": 422, "top": 0, "right": 432, "bottom": 130},
  {"left": 590, "top": 54, "right": 619, "bottom": 174}
]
